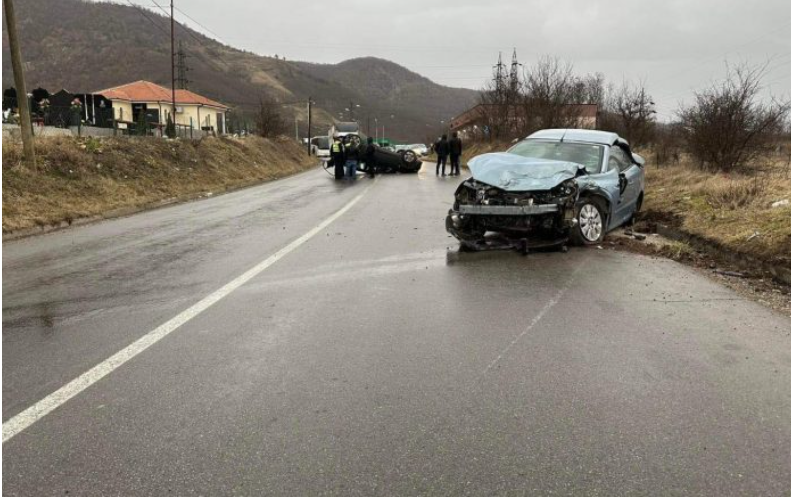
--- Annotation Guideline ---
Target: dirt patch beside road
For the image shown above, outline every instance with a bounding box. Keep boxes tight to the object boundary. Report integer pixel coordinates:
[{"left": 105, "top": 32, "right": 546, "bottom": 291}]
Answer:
[{"left": 2, "top": 135, "right": 316, "bottom": 235}]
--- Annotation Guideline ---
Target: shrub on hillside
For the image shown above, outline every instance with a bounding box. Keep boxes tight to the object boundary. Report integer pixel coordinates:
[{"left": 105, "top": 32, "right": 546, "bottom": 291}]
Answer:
[{"left": 678, "top": 63, "right": 789, "bottom": 173}]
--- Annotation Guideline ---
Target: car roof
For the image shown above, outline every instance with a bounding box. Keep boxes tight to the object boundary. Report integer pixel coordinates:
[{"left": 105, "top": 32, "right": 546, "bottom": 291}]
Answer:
[{"left": 526, "top": 129, "right": 622, "bottom": 146}]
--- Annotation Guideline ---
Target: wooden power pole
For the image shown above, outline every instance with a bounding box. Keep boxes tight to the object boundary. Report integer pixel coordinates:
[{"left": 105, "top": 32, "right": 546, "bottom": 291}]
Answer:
[
  {"left": 170, "top": 0, "right": 176, "bottom": 134},
  {"left": 3, "top": 0, "right": 35, "bottom": 162},
  {"left": 307, "top": 97, "right": 312, "bottom": 156}
]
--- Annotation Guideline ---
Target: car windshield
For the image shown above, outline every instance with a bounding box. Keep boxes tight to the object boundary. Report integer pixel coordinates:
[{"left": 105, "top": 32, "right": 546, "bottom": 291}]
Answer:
[
  {"left": 313, "top": 137, "right": 329, "bottom": 149},
  {"left": 507, "top": 140, "right": 605, "bottom": 173}
]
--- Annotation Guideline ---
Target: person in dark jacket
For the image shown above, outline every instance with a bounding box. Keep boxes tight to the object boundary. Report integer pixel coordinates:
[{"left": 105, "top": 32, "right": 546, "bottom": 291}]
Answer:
[
  {"left": 345, "top": 137, "right": 360, "bottom": 180},
  {"left": 435, "top": 134, "right": 449, "bottom": 176},
  {"left": 449, "top": 132, "right": 463, "bottom": 176},
  {"left": 330, "top": 136, "right": 346, "bottom": 180},
  {"left": 364, "top": 137, "right": 377, "bottom": 177}
]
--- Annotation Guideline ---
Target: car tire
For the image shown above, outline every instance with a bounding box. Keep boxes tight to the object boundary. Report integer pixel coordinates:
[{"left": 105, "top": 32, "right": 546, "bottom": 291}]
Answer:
[
  {"left": 402, "top": 150, "right": 417, "bottom": 164},
  {"left": 571, "top": 197, "right": 607, "bottom": 245}
]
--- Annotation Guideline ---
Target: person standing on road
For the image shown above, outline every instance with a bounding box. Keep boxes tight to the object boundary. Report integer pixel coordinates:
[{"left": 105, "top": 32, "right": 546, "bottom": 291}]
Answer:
[
  {"left": 364, "top": 136, "right": 377, "bottom": 178},
  {"left": 435, "top": 134, "right": 449, "bottom": 176},
  {"left": 330, "top": 136, "right": 346, "bottom": 180},
  {"left": 449, "top": 132, "right": 463, "bottom": 176},
  {"left": 345, "top": 138, "right": 360, "bottom": 180}
]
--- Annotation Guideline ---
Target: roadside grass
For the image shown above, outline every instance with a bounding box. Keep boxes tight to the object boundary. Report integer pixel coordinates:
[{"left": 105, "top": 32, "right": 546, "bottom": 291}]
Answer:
[
  {"left": 641, "top": 153, "right": 791, "bottom": 264},
  {"left": 2, "top": 135, "right": 316, "bottom": 233}
]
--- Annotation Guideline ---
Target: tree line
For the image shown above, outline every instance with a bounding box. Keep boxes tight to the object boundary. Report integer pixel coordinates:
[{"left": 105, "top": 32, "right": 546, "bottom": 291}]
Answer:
[{"left": 475, "top": 56, "right": 790, "bottom": 173}]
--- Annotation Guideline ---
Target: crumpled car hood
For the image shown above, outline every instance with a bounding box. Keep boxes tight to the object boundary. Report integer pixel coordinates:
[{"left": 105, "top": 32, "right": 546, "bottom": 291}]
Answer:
[{"left": 468, "top": 153, "right": 584, "bottom": 191}]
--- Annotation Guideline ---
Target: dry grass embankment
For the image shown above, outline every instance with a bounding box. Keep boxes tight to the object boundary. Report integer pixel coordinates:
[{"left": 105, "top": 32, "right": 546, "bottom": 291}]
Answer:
[
  {"left": 2, "top": 135, "right": 316, "bottom": 234},
  {"left": 641, "top": 153, "right": 791, "bottom": 264}
]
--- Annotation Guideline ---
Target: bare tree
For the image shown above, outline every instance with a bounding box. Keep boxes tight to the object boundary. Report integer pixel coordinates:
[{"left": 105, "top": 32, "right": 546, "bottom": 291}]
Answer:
[
  {"left": 477, "top": 79, "right": 514, "bottom": 141},
  {"left": 600, "top": 80, "right": 657, "bottom": 148},
  {"left": 520, "top": 56, "right": 584, "bottom": 135},
  {"left": 677, "top": 62, "right": 790, "bottom": 172},
  {"left": 570, "top": 72, "right": 606, "bottom": 106},
  {"left": 652, "top": 122, "right": 683, "bottom": 167},
  {"left": 256, "top": 95, "right": 286, "bottom": 138}
]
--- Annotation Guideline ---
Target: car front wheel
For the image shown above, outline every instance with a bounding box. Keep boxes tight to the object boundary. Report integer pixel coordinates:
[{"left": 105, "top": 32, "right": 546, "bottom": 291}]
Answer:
[{"left": 571, "top": 198, "right": 607, "bottom": 245}]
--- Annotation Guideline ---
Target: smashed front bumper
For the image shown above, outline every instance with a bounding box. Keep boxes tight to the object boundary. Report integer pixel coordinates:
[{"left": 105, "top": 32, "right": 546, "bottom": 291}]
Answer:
[
  {"left": 446, "top": 180, "right": 578, "bottom": 251},
  {"left": 458, "top": 204, "right": 559, "bottom": 215}
]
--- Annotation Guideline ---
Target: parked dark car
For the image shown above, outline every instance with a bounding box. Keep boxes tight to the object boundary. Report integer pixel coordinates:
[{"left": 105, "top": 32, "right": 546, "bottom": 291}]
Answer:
[{"left": 446, "top": 129, "right": 645, "bottom": 251}]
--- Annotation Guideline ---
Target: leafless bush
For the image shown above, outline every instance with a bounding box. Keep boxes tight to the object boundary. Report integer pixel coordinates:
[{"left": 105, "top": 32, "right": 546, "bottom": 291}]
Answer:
[
  {"left": 677, "top": 63, "right": 790, "bottom": 173},
  {"left": 652, "top": 123, "right": 683, "bottom": 167},
  {"left": 256, "top": 95, "right": 286, "bottom": 138},
  {"left": 599, "top": 80, "right": 657, "bottom": 148}
]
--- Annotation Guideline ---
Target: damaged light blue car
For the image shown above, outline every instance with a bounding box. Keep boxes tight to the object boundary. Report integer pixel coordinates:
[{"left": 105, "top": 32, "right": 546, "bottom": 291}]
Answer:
[{"left": 446, "top": 129, "right": 645, "bottom": 251}]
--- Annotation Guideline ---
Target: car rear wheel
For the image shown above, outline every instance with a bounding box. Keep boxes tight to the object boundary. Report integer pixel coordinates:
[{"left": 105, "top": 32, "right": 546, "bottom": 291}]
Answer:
[
  {"left": 402, "top": 150, "right": 417, "bottom": 164},
  {"left": 571, "top": 198, "right": 606, "bottom": 245}
]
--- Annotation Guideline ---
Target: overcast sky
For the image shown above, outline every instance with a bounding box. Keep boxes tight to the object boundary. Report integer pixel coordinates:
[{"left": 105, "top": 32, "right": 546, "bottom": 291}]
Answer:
[{"left": 126, "top": 0, "right": 791, "bottom": 120}]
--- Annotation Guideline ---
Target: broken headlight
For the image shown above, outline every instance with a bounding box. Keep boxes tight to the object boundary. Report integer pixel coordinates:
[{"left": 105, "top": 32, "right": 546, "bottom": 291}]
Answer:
[{"left": 551, "top": 179, "right": 578, "bottom": 198}]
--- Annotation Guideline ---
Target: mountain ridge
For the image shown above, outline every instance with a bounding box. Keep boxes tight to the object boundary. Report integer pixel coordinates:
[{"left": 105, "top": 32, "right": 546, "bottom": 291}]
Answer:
[{"left": 1, "top": 0, "right": 478, "bottom": 141}]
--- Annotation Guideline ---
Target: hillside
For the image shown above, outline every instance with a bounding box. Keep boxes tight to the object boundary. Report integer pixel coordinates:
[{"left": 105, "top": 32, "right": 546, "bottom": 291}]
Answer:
[
  {"left": 1, "top": 0, "right": 478, "bottom": 141},
  {"left": 296, "top": 58, "right": 479, "bottom": 138}
]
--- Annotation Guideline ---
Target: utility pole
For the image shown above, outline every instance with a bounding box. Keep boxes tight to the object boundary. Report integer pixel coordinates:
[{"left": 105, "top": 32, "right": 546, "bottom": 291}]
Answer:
[
  {"left": 493, "top": 51, "right": 506, "bottom": 101},
  {"left": 3, "top": 0, "right": 34, "bottom": 162},
  {"left": 307, "top": 97, "right": 312, "bottom": 156},
  {"left": 170, "top": 0, "right": 176, "bottom": 132},
  {"left": 509, "top": 48, "right": 521, "bottom": 94}
]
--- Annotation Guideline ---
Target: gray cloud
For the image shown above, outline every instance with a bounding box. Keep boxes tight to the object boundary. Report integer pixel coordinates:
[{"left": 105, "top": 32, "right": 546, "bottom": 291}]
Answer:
[{"left": 125, "top": 0, "right": 791, "bottom": 119}]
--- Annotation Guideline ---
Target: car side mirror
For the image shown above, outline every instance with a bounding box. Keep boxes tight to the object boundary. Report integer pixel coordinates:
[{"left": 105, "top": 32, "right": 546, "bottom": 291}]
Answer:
[{"left": 632, "top": 153, "right": 646, "bottom": 167}]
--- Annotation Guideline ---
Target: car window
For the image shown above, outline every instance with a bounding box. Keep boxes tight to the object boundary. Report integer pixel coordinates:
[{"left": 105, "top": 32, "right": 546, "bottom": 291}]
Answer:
[
  {"left": 608, "top": 146, "right": 632, "bottom": 172},
  {"left": 507, "top": 140, "right": 605, "bottom": 173}
]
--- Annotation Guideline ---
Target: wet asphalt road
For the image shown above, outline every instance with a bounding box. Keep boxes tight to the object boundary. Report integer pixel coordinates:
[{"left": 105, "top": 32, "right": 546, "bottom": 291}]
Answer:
[{"left": 3, "top": 164, "right": 791, "bottom": 496}]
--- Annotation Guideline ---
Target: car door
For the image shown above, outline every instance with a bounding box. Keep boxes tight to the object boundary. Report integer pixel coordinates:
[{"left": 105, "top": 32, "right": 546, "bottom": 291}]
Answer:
[{"left": 608, "top": 145, "right": 641, "bottom": 225}]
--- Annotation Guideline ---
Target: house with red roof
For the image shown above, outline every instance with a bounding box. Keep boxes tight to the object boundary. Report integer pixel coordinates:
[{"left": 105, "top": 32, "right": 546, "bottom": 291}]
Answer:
[{"left": 93, "top": 80, "right": 228, "bottom": 134}]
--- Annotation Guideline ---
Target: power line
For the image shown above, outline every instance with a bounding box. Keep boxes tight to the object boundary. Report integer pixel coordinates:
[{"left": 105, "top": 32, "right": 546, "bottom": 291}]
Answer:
[
  {"left": 172, "top": 5, "right": 226, "bottom": 45},
  {"left": 146, "top": 0, "right": 217, "bottom": 53},
  {"left": 145, "top": 2, "right": 226, "bottom": 46},
  {"left": 125, "top": 0, "right": 170, "bottom": 38}
]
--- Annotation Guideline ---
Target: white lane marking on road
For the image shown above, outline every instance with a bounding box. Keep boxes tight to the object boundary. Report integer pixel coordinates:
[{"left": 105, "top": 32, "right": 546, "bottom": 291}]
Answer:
[
  {"left": 482, "top": 260, "right": 584, "bottom": 376},
  {"left": 2, "top": 185, "right": 373, "bottom": 443}
]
